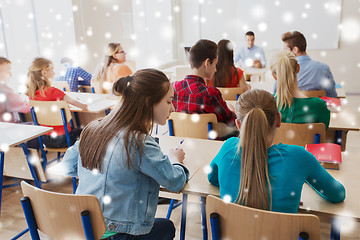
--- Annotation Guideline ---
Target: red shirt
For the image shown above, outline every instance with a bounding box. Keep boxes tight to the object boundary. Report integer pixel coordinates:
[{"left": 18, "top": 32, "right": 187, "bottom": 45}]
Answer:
[
  {"left": 173, "top": 75, "right": 236, "bottom": 127},
  {"left": 208, "top": 67, "right": 244, "bottom": 87},
  {"left": 31, "top": 87, "right": 70, "bottom": 136}
]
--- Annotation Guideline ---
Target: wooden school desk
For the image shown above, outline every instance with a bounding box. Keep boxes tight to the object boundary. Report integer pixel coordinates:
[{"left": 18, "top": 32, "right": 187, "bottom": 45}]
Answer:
[
  {"left": 183, "top": 149, "right": 360, "bottom": 240},
  {"left": 336, "top": 87, "right": 346, "bottom": 99},
  {"left": 65, "top": 92, "right": 120, "bottom": 127},
  {"left": 243, "top": 67, "right": 266, "bottom": 82},
  {"left": 0, "top": 123, "right": 52, "bottom": 215}
]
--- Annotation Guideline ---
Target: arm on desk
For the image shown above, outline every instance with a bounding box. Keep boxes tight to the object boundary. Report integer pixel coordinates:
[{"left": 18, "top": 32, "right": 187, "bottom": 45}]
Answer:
[
  {"left": 140, "top": 137, "right": 189, "bottom": 192},
  {"left": 63, "top": 95, "right": 88, "bottom": 111},
  {"left": 301, "top": 148, "right": 345, "bottom": 203}
]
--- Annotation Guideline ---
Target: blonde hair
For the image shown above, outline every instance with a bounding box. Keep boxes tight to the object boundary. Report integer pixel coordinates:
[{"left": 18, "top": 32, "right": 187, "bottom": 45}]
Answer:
[
  {"left": 270, "top": 50, "right": 298, "bottom": 110},
  {"left": 92, "top": 43, "right": 122, "bottom": 93},
  {"left": 26, "top": 57, "right": 52, "bottom": 98},
  {"left": 234, "top": 89, "right": 278, "bottom": 210}
]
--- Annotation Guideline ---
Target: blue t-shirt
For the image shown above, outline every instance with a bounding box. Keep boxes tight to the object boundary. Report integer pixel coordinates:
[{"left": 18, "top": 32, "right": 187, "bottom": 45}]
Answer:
[{"left": 208, "top": 137, "right": 345, "bottom": 213}]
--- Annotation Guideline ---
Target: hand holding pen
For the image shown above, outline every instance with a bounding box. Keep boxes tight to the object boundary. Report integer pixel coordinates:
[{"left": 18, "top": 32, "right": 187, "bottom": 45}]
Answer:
[{"left": 169, "top": 139, "right": 185, "bottom": 164}]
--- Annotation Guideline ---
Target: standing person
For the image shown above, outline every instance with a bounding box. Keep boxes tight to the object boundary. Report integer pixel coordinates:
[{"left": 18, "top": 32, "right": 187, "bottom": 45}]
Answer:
[
  {"left": 56, "top": 69, "right": 189, "bottom": 240},
  {"left": 234, "top": 31, "right": 266, "bottom": 69},
  {"left": 0, "top": 57, "right": 30, "bottom": 122},
  {"left": 92, "top": 43, "right": 133, "bottom": 94},
  {"left": 173, "top": 39, "right": 236, "bottom": 128},
  {"left": 208, "top": 89, "right": 345, "bottom": 213},
  {"left": 208, "top": 39, "right": 250, "bottom": 91},
  {"left": 26, "top": 57, "right": 87, "bottom": 148},
  {"left": 55, "top": 57, "right": 92, "bottom": 92},
  {"left": 271, "top": 50, "right": 330, "bottom": 129},
  {"left": 275, "top": 31, "right": 337, "bottom": 98}
]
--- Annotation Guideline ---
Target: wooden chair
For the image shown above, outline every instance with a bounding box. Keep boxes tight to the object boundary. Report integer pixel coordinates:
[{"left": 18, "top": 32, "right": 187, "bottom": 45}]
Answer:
[
  {"left": 168, "top": 112, "right": 218, "bottom": 140},
  {"left": 51, "top": 81, "right": 70, "bottom": 92},
  {"left": 29, "top": 100, "right": 77, "bottom": 192},
  {"left": 217, "top": 87, "right": 246, "bottom": 100},
  {"left": 301, "top": 90, "right": 326, "bottom": 98},
  {"left": 20, "top": 181, "right": 106, "bottom": 240},
  {"left": 206, "top": 195, "right": 321, "bottom": 240},
  {"left": 3, "top": 146, "right": 46, "bottom": 187},
  {"left": 273, "top": 123, "right": 326, "bottom": 147}
]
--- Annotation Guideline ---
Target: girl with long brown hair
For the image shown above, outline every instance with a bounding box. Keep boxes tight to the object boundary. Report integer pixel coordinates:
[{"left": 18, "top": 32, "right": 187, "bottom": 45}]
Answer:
[
  {"left": 209, "top": 39, "right": 249, "bottom": 90},
  {"left": 271, "top": 50, "right": 330, "bottom": 129},
  {"left": 208, "top": 89, "right": 345, "bottom": 213},
  {"left": 92, "top": 43, "right": 133, "bottom": 93},
  {"left": 26, "top": 57, "right": 87, "bottom": 148},
  {"left": 58, "top": 69, "right": 188, "bottom": 239}
]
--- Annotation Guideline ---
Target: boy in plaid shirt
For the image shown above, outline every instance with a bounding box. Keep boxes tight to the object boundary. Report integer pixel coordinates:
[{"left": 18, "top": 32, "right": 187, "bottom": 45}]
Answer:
[{"left": 173, "top": 39, "right": 236, "bottom": 128}]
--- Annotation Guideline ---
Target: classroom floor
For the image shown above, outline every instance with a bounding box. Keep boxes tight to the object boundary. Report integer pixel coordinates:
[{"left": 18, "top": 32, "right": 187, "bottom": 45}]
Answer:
[{"left": 1, "top": 95, "right": 360, "bottom": 240}]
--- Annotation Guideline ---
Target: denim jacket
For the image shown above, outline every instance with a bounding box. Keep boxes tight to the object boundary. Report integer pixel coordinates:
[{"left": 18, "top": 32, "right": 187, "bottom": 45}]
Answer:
[{"left": 55, "top": 132, "right": 189, "bottom": 235}]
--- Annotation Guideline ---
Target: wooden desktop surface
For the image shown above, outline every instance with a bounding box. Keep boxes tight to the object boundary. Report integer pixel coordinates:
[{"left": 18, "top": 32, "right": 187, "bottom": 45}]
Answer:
[
  {"left": 0, "top": 123, "right": 52, "bottom": 149},
  {"left": 65, "top": 92, "right": 120, "bottom": 113}
]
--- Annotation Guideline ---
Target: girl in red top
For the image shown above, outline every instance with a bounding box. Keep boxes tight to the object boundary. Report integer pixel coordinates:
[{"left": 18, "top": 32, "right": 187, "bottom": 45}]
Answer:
[
  {"left": 26, "top": 57, "right": 87, "bottom": 148},
  {"left": 209, "top": 39, "right": 250, "bottom": 91}
]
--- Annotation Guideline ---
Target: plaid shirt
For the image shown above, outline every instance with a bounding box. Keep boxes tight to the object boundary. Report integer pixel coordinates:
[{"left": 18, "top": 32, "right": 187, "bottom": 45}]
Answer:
[
  {"left": 55, "top": 63, "right": 92, "bottom": 92},
  {"left": 173, "top": 75, "right": 236, "bottom": 127}
]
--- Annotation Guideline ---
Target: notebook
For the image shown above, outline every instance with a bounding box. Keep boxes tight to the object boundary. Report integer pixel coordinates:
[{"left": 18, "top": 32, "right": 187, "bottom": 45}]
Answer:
[
  {"left": 320, "top": 97, "right": 341, "bottom": 112},
  {"left": 305, "top": 143, "right": 342, "bottom": 170}
]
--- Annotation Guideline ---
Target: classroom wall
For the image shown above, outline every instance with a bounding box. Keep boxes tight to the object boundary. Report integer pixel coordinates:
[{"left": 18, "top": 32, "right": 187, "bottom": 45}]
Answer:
[
  {"left": 71, "top": 0, "right": 135, "bottom": 74},
  {"left": 72, "top": 0, "right": 360, "bottom": 94}
]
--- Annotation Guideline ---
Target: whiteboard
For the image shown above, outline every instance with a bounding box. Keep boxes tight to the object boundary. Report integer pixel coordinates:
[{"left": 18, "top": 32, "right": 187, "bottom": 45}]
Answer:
[{"left": 183, "top": 0, "right": 342, "bottom": 50}]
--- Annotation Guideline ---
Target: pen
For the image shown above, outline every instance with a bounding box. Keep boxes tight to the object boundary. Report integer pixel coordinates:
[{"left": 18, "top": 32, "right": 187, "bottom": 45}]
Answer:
[{"left": 176, "top": 139, "right": 184, "bottom": 150}]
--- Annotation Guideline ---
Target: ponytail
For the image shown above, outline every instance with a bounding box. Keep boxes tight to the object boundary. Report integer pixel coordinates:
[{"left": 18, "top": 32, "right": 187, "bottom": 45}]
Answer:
[
  {"left": 270, "top": 50, "right": 298, "bottom": 110},
  {"left": 235, "top": 107, "right": 272, "bottom": 210}
]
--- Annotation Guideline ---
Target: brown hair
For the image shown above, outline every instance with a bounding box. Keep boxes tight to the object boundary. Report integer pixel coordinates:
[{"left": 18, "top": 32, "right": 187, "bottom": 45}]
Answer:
[
  {"left": 79, "top": 68, "right": 170, "bottom": 172},
  {"left": 234, "top": 89, "right": 278, "bottom": 210},
  {"left": 0, "top": 57, "right": 11, "bottom": 65},
  {"left": 26, "top": 57, "right": 52, "bottom": 98},
  {"left": 92, "top": 43, "right": 123, "bottom": 93},
  {"left": 282, "top": 31, "right": 307, "bottom": 52},
  {"left": 270, "top": 50, "right": 298, "bottom": 110},
  {"left": 245, "top": 31, "right": 255, "bottom": 37},
  {"left": 189, "top": 39, "right": 217, "bottom": 69},
  {"left": 213, "top": 39, "right": 239, "bottom": 87}
]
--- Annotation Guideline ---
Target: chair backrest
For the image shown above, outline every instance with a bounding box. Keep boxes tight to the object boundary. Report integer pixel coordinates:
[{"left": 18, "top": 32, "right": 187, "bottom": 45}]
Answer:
[
  {"left": 273, "top": 123, "right": 326, "bottom": 147},
  {"left": 217, "top": 87, "right": 246, "bottom": 100},
  {"left": 300, "top": 90, "right": 326, "bottom": 98},
  {"left": 51, "top": 81, "right": 71, "bottom": 92},
  {"left": 4, "top": 147, "right": 46, "bottom": 182},
  {"left": 168, "top": 112, "right": 218, "bottom": 140},
  {"left": 21, "top": 181, "right": 106, "bottom": 239},
  {"left": 29, "top": 100, "right": 72, "bottom": 126},
  {"left": 206, "top": 195, "right": 320, "bottom": 240}
]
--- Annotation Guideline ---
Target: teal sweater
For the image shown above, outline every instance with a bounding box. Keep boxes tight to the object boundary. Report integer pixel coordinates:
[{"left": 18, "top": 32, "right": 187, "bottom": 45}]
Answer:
[{"left": 208, "top": 137, "right": 345, "bottom": 213}]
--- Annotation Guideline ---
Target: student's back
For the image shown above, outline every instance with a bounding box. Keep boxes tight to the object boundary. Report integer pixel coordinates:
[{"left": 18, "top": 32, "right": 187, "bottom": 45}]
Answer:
[
  {"left": 270, "top": 50, "right": 330, "bottom": 129},
  {"left": 173, "top": 39, "right": 235, "bottom": 127}
]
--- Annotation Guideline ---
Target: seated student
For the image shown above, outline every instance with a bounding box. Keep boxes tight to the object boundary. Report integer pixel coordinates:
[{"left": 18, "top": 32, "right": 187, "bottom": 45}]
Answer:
[
  {"left": 173, "top": 39, "right": 236, "bottom": 128},
  {"left": 271, "top": 50, "right": 330, "bottom": 129},
  {"left": 26, "top": 57, "right": 87, "bottom": 148},
  {"left": 55, "top": 69, "right": 189, "bottom": 240},
  {"left": 208, "top": 89, "right": 345, "bottom": 214},
  {"left": 208, "top": 39, "right": 250, "bottom": 91},
  {"left": 274, "top": 31, "right": 337, "bottom": 98},
  {"left": 54, "top": 57, "right": 92, "bottom": 92},
  {"left": 234, "top": 31, "right": 266, "bottom": 69},
  {"left": 0, "top": 57, "right": 30, "bottom": 122},
  {"left": 92, "top": 43, "right": 132, "bottom": 94}
]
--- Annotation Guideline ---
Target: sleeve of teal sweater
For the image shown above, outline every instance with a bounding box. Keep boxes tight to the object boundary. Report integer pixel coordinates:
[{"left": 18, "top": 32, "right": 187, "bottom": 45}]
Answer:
[
  {"left": 296, "top": 146, "right": 345, "bottom": 203},
  {"left": 208, "top": 155, "right": 220, "bottom": 187}
]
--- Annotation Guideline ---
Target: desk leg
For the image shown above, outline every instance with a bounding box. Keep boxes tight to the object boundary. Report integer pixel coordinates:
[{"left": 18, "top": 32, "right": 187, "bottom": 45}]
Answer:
[
  {"left": 20, "top": 144, "right": 41, "bottom": 188},
  {"left": 0, "top": 151, "right": 4, "bottom": 215},
  {"left": 200, "top": 196, "right": 208, "bottom": 240},
  {"left": 105, "top": 108, "right": 110, "bottom": 115},
  {"left": 73, "top": 112, "right": 81, "bottom": 128},
  {"left": 330, "top": 217, "right": 340, "bottom": 240},
  {"left": 335, "top": 130, "right": 342, "bottom": 148},
  {"left": 180, "top": 194, "right": 188, "bottom": 240}
]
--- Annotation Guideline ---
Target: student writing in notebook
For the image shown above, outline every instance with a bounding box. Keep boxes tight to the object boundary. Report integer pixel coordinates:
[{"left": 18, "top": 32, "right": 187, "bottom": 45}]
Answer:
[
  {"left": 26, "top": 57, "right": 87, "bottom": 148},
  {"left": 92, "top": 43, "right": 133, "bottom": 94},
  {"left": 0, "top": 57, "right": 30, "bottom": 122},
  {"left": 208, "top": 89, "right": 345, "bottom": 213},
  {"left": 271, "top": 50, "right": 330, "bottom": 129},
  {"left": 56, "top": 69, "right": 188, "bottom": 240}
]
